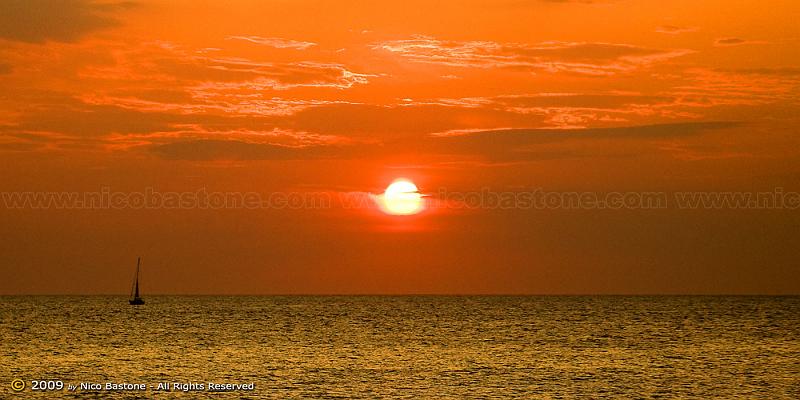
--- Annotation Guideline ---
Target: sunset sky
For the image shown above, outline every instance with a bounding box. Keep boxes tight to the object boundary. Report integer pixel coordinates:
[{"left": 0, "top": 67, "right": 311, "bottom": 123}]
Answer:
[{"left": 1, "top": 0, "right": 799, "bottom": 294}]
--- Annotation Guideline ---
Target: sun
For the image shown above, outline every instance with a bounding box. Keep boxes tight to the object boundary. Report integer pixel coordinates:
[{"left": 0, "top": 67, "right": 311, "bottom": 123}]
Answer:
[{"left": 375, "top": 179, "right": 424, "bottom": 215}]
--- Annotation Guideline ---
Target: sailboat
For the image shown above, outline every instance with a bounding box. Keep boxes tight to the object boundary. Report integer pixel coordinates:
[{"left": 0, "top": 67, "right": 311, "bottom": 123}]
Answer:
[{"left": 129, "top": 257, "right": 145, "bottom": 305}]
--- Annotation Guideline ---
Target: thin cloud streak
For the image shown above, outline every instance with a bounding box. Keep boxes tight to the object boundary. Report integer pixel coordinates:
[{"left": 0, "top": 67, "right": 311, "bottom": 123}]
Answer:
[
  {"left": 149, "top": 122, "right": 740, "bottom": 161},
  {"left": 226, "top": 36, "right": 317, "bottom": 50},
  {"left": 374, "top": 36, "right": 694, "bottom": 76},
  {"left": 714, "top": 37, "right": 766, "bottom": 47}
]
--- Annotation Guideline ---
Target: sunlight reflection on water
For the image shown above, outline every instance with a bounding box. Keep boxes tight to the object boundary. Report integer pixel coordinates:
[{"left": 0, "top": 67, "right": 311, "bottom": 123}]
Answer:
[{"left": 2, "top": 296, "right": 799, "bottom": 398}]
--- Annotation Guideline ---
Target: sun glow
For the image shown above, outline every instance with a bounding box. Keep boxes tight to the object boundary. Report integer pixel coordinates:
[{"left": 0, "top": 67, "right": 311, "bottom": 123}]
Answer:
[{"left": 375, "top": 179, "right": 424, "bottom": 215}]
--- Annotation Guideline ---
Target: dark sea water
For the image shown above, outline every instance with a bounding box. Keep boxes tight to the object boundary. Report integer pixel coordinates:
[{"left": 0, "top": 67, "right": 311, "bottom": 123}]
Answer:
[{"left": 1, "top": 296, "right": 798, "bottom": 399}]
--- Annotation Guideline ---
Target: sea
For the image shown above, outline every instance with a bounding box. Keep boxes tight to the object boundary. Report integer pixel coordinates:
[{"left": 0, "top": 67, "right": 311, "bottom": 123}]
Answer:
[{"left": 1, "top": 296, "right": 798, "bottom": 399}]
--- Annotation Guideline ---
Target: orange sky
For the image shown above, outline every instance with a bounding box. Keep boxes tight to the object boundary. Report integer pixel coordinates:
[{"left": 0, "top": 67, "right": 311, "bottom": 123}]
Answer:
[{"left": 1, "top": 0, "right": 799, "bottom": 294}]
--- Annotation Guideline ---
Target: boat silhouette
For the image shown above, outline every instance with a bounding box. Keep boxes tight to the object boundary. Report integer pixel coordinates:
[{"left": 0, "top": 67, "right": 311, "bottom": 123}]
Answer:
[{"left": 129, "top": 257, "right": 145, "bottom": 305}]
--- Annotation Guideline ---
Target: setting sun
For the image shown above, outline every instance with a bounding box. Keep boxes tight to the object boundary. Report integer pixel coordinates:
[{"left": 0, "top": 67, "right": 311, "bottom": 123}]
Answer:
[{"left": 375, "top": 179, "right": 424, "bottom": 215}]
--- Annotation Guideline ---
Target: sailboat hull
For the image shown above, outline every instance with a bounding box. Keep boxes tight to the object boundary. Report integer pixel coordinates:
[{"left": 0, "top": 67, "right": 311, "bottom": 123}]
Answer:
[{"left": 129, "top": 298, "right": 145, "bottom": 305}]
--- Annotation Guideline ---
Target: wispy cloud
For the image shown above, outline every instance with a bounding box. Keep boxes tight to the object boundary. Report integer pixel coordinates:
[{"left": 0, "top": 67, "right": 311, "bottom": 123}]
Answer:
[
  {"left": 671, "top": 68, "right": 800, "bottom": 108},
  {"left": 714, "top": 37, "right": 766, "bottom": 47},
  {"left": 148, "top": 122, "right": 740, "bottom": 162},
  {"left": 76, "top": 41, "right": 373, "bottom": 90},
  {"left": 70, "top": 41, "right": 374, "bottom": 119},
  {"left": 656, "top": 25, "right": 699, "bottom": 35},
  {"left": 374, "top": 36, "right": 693, "bottom": 76},
  {"left": 226, "top": 36, "right": 316, "bottom": 50},
  {"left": 413, "top": 92, "right": 688, "bottom": 129}
]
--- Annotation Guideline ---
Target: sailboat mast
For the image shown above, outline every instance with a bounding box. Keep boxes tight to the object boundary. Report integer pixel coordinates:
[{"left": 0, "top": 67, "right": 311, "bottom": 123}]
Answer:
[
  {"left": 134, "top": 257, "right": 140, "bottom": 298},
  {"left": 128, "top": 256, "right": 145, "bottom": 305}
]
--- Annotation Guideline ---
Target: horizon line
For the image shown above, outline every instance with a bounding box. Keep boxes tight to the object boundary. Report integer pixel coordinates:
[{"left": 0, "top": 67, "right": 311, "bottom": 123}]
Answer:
[{"left": 1, "top": 293, "right": 798, "bottom": 297}]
